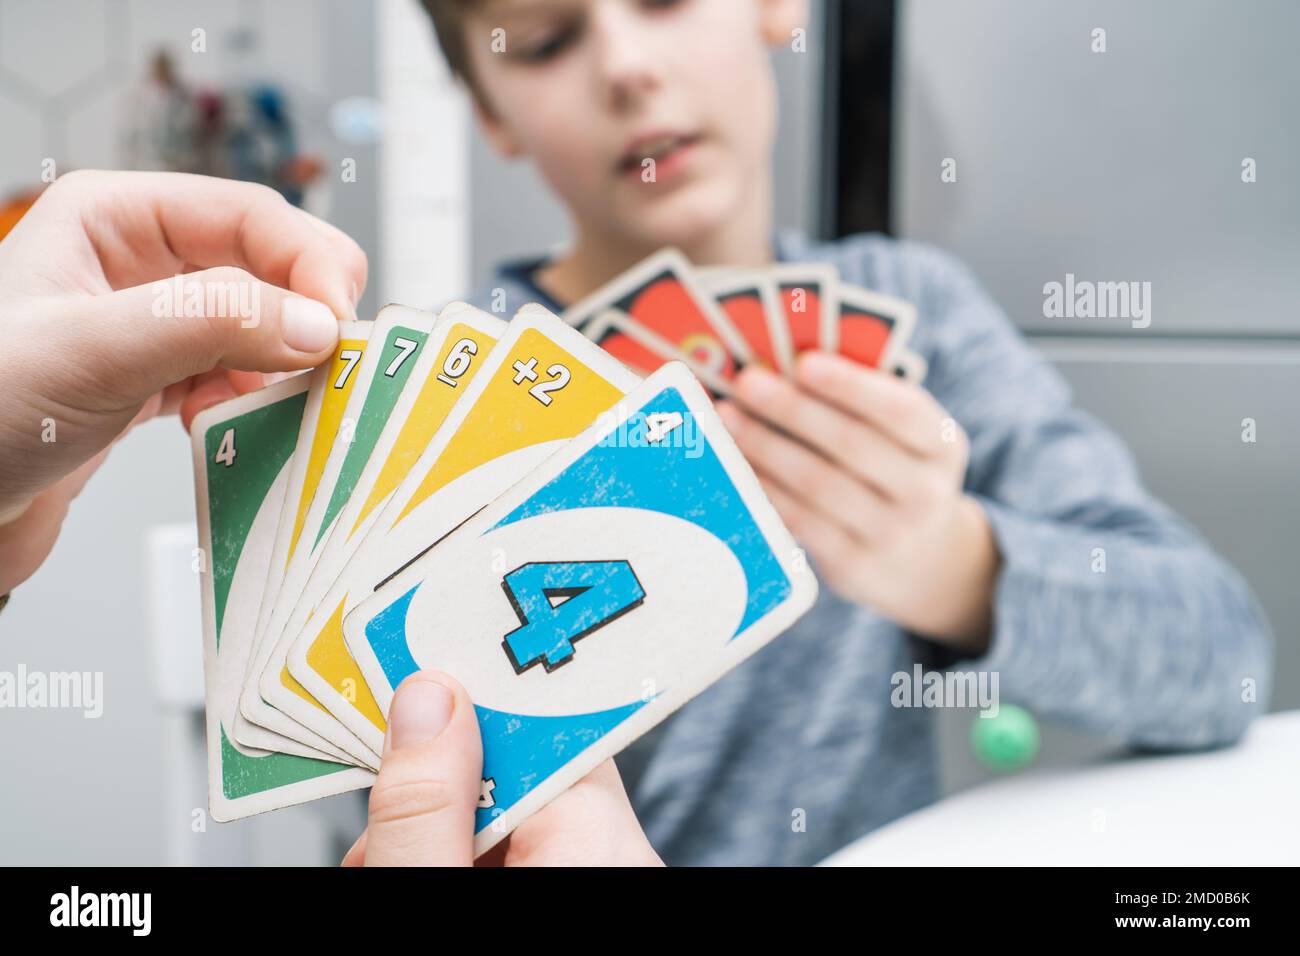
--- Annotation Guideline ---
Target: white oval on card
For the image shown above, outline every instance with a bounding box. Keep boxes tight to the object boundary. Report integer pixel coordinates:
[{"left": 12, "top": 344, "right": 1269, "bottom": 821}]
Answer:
[{"left": 400, "top": 507, "right": 749, "bottom": 716}]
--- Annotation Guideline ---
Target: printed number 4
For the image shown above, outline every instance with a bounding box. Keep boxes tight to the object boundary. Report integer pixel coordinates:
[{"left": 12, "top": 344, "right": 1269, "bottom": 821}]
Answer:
[
  {"left": 501, "top": 560, "right": 645, "bottom": 673},
  {"left": 215, "top": 428, "right": 237, "bottom": 467},
  {"left": 645, "top": 412, "right": 683, "bottom": 443}
]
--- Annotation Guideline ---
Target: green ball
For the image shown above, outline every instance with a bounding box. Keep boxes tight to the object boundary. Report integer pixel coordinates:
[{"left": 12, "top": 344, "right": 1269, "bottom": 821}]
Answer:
[{"left": 970, "top": 704, "right": 1040, "bottom": 771}]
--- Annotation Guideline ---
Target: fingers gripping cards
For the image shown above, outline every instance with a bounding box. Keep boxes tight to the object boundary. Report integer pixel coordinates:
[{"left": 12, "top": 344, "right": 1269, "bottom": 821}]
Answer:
[
  {"left": 189, "top": 249, "right": 922, "bottom": 832},
  {"left": 343, "top": 362, "right": 817, "bottom": 855}
]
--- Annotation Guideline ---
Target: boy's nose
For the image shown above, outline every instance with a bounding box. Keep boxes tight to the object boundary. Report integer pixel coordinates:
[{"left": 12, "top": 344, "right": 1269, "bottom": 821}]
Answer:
[{"left": 589, "top": 1, "right": 662, "bottom": 109}]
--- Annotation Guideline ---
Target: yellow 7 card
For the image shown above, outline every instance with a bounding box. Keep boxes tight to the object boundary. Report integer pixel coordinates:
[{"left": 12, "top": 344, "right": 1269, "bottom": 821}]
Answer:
[{"left": 235, "top": 321, "right": 373, "bottom": 763}]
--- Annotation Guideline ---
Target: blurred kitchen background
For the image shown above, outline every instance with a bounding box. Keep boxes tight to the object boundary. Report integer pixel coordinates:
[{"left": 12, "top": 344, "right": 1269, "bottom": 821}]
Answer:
[{"left": 0, "top": 0, "right": 1295, "bottom": 864}]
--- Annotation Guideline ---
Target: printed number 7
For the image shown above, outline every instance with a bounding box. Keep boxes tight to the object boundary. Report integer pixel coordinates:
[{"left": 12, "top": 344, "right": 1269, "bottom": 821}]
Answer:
[
  {"left": 334, "top": 349, "right": 363, "bottom": 388},
  {"left": 384, "top": 337, "right": 419, "bottom": 377}
]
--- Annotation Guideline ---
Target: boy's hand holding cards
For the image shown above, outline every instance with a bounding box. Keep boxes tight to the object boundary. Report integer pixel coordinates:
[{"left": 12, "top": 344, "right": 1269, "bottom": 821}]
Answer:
[
  {"left": 190, "top": 297, "right": 826, "bottom": 845},
  {"left": 561, "top": 252, "right": 996, "bottom": 660},
  {"left": 717, "top": 348, "right": 991, "bottom": 644}
]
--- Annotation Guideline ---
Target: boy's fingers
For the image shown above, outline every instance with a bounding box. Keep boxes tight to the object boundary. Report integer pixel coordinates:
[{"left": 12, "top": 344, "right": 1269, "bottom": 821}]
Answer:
[
  {"left": 753, "top": 473, "right": 862, "bottom": 581},
  {"left": 54, "top": 170, "right": 365, "bottom": 322},
  {"left": 729, "top": 371, "right": 919, "bottom": 500},
  {"left": 794, "top": 351, "right": 951, "bottom": 458},
  {"left": 68, "top": 267, "right": 339, "bottom": 406},
  {"left": 364, "top": 672, "right": 483, "bottom": 867},
  {"left": 717, "top": 401, "right": 888, "bottom": 535}
]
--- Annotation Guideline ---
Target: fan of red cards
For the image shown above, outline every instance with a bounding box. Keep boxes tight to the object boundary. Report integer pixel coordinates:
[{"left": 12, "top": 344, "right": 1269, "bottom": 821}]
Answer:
[{"left": 562, "top": 247, "right": 925, "bottom": 391}]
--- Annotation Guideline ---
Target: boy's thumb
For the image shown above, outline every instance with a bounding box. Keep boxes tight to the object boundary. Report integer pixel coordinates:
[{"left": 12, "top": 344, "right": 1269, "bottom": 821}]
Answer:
[
  {"left": 361, "top": 672, "right": 484, "bottom": 867},
  {"left": 74, "top": 266, "right": 341, "bottom": 401}
]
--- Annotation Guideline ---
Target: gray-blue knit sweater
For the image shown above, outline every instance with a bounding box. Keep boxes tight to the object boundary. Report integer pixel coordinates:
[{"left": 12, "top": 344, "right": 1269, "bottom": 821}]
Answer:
[{"left": 458, "top": 231, "right": 1273, "bottom": 866}]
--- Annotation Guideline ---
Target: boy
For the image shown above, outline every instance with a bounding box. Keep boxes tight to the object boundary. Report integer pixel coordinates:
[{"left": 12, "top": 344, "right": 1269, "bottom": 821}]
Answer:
[{"left": 420, "top": 0, "right": 1272, "bottom": 865}]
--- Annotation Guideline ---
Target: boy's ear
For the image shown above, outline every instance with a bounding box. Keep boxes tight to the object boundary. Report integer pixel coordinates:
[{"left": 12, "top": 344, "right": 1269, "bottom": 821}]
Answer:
[
  {"left": 471, "top": 94, "right": 526, "bottom": 160},
  {"left": 759, "top": 0, "right": 808, "bottom": 47}
]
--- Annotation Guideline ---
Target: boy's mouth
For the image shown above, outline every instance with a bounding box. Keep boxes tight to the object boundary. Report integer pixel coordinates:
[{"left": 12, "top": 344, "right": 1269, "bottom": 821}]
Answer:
[{"left": 617, "top": 131, "right": 703, "bottom": 175}]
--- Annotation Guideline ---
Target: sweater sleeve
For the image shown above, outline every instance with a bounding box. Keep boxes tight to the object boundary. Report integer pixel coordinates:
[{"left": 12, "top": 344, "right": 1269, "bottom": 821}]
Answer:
[{"left": 895, "top": 241, "right": 1272, "bottom": 750}]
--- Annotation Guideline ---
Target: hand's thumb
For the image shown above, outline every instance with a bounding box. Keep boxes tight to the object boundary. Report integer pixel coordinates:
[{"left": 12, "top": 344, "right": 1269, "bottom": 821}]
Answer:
[
  {"left": 74, "top": 266, "right": 341, "bottom": 401},
  {"left": 362, "top": 672, "right": 483, "bottom": 867}
]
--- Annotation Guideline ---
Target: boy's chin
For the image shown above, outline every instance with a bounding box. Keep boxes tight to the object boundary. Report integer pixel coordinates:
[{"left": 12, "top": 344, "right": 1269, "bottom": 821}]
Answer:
[{"left": 610, "top": 178, "right": 743, "bottom": 250}]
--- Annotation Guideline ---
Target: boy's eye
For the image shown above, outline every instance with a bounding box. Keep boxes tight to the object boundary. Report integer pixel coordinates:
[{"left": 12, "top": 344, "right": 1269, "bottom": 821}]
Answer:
[
  {"left": 509, "top": 0, "right": 686, "bottom": 65},
  {"left": 516, "top": 23, "right": 579, "bottom": 63}
]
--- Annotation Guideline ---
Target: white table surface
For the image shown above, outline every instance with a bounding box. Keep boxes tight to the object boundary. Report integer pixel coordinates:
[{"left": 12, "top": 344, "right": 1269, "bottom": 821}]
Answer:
[{"left": 822, "top": 710, "right": 1300, "bottom": 866}]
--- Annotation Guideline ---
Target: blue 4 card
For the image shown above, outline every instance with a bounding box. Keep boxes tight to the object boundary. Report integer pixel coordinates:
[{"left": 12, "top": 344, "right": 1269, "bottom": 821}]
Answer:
[{"left": 343, "top": 361, "right": 818, "bottom": 855}]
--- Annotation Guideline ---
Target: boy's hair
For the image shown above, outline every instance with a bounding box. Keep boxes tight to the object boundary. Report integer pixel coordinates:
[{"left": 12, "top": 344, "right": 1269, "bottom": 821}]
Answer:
[{"left": 420, "top": 0, "right": 483, "bottom": 104}]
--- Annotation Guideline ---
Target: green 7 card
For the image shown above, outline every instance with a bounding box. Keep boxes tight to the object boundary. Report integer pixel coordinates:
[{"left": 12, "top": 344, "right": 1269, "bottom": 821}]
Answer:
[
  {"left": 306, "top": 304, "right": 640, "bottom": 756},
  {"left": 236, "top": 321, "right": 373, "bottom": 764},
  {"left": 281, "top": 305, "right": 504, "bottom": 759},
  {"left": 191, "top": 378, "right": 374, "bottom": 821},
  {"left": 343, "top": 361, "right": 817, "bottom": 855},
  {"left": 255, "top": 306, "right": 441, "bottom": 770}
]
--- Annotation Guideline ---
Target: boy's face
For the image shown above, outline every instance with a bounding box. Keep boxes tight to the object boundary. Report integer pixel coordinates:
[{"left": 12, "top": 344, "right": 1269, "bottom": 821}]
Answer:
[{"left": 464, "top": 0, "right": 801, "bottom": 250}]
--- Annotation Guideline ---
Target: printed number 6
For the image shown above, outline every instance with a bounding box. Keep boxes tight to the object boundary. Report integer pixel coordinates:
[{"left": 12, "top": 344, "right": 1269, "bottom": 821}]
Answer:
[{"left": 437, "top": 337, "right": 478, "bottom": 387}]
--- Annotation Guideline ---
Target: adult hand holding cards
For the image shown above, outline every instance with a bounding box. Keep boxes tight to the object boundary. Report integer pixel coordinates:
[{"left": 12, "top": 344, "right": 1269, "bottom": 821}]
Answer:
[{"left": 190, "top": 297, "right": 821, "bottom": 854}]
